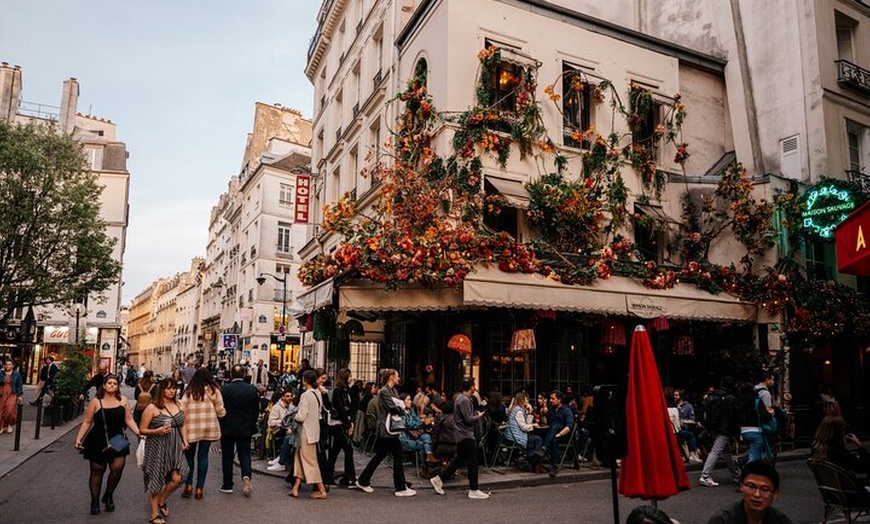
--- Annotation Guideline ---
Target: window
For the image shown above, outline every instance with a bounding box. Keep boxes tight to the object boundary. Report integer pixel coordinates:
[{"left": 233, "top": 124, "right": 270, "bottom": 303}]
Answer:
[
  {"left": 548, "top": 326, "right": 590, "bottom": 393},
  {"left": 805, "top": 239, "right": 833, "bottom": 280},
  {"left": 276, "top": 263, "right": 292, "bottom": 276},
  {"left": 279, "top": 184, "right": 293, "bottom": 206},
  {"left": 835, "top": 12, "right": 856, "bottom": 62},
  {"left": 562, "top": 63, "right": 592, "bottom": 149},
  {"left": 277, "top": 222, "right": 292, "bottom": 254},
  {"left": 489, "top": 322, "right": 535, "bottom": 396},
  {"left": 484, "top": 40, "right": 521, "bottom": 112},
  {"left": 847, "top": 119, "right": 869, "bottom": 174},
  {"left": 630, "top": 86, "right": 662, "bottom": 147},
  {"left": 349, "top": 341, "right": 379, "bottom": 383}
]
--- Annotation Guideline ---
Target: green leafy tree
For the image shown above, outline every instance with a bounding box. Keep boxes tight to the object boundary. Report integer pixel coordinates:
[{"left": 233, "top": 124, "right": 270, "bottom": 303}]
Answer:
[{"left": 0, "top": 120, "right": 121, "bottom": 324}]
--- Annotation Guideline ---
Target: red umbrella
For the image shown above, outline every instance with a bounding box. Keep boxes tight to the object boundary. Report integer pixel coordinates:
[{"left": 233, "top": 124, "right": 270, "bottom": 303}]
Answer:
[{"left": 618, "top": 325, "right": 690, "bottom": 500}]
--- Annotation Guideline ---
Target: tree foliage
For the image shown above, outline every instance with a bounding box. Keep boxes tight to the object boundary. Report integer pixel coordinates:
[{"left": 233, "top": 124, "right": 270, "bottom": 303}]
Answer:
[{"left": 0, "top": 120, "right": 121, "bottom": 324}]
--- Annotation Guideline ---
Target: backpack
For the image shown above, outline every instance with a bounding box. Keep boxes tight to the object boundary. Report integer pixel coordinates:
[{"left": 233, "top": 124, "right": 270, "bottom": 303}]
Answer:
[{"left": 700, "top": 390, "right": 737, "bottom": 435}]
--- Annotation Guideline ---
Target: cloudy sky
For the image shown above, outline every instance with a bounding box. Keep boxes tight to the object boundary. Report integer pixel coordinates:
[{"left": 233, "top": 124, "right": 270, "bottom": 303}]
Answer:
[{"left": 0, "top": 1, "right": 319, "bottom": 302}]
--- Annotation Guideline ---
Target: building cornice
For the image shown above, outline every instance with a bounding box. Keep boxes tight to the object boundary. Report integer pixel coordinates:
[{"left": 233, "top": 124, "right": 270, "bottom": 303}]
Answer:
[
  {"left": 396, "top": 0, "right": 727, "bottom": 74},
  {"left": 305, "top": 0, "right": 349, "bottom": 81}
]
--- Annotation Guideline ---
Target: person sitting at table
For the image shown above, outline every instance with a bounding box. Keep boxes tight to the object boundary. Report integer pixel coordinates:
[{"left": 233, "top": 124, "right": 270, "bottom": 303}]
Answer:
[
  {"left": 431, "top": 395, "right": 457, "bottom": 461},
  {"left": 542, "top": 390, "right": 574, "bottom": 477},
  {"left": 505, "top": 392, "right": 546, "bottom": 473},
  {"left": 398, "top": 393, "right": 437, "bottom": 466},
  {"left": 534, "top": 392, "right": 548, "bottom": 424},
  {"left": 667, "top": 391, "right": 703, "bottom": 463},
  {"left": 811, "top": 415, "right": 870, "bottom": 476}
]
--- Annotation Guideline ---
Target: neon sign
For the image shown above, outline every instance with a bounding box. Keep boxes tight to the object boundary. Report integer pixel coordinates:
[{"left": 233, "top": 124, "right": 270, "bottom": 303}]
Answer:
[{"left": 801, "top": 184, "right": 855, "bottom": 238}]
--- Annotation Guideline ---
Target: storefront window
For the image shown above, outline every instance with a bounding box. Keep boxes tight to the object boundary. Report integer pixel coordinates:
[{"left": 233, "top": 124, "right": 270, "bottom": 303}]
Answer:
[
  {"left": 489, "top": 322, "right": 535, "bottom": 396},
  {"left": 349, "top": 341, "right": 379, "bottom": 384}
]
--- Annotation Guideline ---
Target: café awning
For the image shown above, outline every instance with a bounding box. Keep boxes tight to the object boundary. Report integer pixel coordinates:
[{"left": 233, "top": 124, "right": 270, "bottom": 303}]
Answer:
[
  {"left": 297, "top": 278, "right": 335, "bottom": 314},
  {"left": 836, "top": 201, "right": 870, "bottom": 276},
  {"left": 337, "top": 266, "right": 757, "bottom": 322}
]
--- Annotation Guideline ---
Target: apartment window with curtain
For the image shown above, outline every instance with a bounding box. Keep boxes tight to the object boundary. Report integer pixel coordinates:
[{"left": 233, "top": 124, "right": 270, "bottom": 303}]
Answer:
[
  {"left": 484, "top": 39, "right": 521, "bottom": 113},
  {"left": 277, "top": 222, "right": 292, "bottom": 255},
  {"left": 847, "top": 119, "right": 869, "bottom": 175},
  {"left": 279, "top": 183, "right": 293, "bottom": 206},
  {"left": 562, "top": 63, "right": 592, "bottom": 149}
]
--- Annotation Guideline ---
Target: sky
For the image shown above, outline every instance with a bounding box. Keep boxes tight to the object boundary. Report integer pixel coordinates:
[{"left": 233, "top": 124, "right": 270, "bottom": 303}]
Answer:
[{"left": 0, "top": 1, "right": 320, "bottom": 303}]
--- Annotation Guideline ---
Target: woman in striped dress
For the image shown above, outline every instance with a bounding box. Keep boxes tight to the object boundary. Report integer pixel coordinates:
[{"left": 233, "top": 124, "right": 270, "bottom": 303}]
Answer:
[
  {"left": 179, "top": 367, "right": 225, "bottom": 499},
  {"left": 140, "top": 377, "right": 189, "bottom": 524}
]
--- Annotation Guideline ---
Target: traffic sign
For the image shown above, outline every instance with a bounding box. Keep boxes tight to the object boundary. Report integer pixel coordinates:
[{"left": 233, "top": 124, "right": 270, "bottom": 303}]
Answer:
[{"left": 222, "top": 334, "right": 238, "bottom": 350}]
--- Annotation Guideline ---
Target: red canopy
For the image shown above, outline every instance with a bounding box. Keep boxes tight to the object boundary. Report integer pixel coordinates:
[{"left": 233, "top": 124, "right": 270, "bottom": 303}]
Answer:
[
  {"left": 836, "top": 201, "right": 870, "bottom": 276},
  {"left": 618, "top": 325, "right": 690, "bottom": 500}
]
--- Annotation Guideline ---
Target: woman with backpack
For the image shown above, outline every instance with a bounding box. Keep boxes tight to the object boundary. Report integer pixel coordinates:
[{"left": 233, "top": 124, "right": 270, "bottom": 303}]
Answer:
[
  {"left": 134, "top": 371, "right": 157, "bottom": 427},
  {"left": 325, "top": 368, "right": 358, "bottom": 487}
]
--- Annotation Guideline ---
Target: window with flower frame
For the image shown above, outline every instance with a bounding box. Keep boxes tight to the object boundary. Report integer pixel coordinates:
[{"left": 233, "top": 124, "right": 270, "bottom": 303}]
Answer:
[{"left": 561, "top": 63, "right": 592, "bottom": 149}]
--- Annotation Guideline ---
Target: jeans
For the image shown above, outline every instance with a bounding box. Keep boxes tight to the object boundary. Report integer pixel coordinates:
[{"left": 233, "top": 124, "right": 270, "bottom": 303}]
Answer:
[
  {"left": 220, "top": 434, "right": 252, "bottom": 488},
  {"left": 326, "top": 425, "right": 356, "bottom": 484},
  {"left": 438, "top": 438, "right": 479, "bottom": 490},
  {"left": 542, "top": 427, "right": 567, "bottom": 468},
  {"left": 676, "top": 429, "right": 698, "bottom": 451},
  {"left": 184, "top": 440, "right": 212, "bottom": 488},
  {"left": 701, "top": 433, "right": 739, "bottom": 480},
  {"left": 358, "top": 437, "right": 407, "bottom": 491},
  {"left": 741, "top": 430, "right": 770, "bottom": 463},
  {"left": 278, "top": 436, "right": 295, "bottom": 465},
  {"left": 401, "top": 433, "right": 434, "bottom": 463}
]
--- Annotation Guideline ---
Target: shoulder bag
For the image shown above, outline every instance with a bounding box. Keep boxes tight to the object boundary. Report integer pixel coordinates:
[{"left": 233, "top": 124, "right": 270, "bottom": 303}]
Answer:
[{"left": 99, "top": 400, "right": 130, "bottom": 457}]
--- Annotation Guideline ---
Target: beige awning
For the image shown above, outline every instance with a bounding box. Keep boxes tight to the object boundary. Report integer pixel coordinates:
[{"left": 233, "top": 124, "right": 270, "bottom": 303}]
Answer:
[
  {"left": 486, "top": 175, "right": 530, "bottom": 209},
  {"left": 463, "top": 266, "right": 757, "bottom": 322},
  {"left": 297, "top": 278, "right": 334, "bottom": 314},
  {"left": 338, "top": 282, "right": 463, "bottom": 313}
]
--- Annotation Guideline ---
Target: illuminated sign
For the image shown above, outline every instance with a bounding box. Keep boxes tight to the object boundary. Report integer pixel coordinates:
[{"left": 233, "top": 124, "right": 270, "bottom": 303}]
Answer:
[{"left": 801, "top": 184, "right": 855, "bottom": 238}]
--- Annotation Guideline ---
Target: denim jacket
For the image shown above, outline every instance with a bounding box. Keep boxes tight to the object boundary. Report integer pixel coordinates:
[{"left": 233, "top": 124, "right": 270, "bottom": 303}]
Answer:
[{"left": 0, "top": 370, "right": 24, "bottom": 396}]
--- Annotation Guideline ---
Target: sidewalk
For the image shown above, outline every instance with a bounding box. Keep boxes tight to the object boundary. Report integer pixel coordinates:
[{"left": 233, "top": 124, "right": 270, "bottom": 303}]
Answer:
[
  {"left": 0, "top": 385, "right": 83, "bottom": 479},
  {"left": 247, "top": 441, "right": 810, "bottom": 492}
]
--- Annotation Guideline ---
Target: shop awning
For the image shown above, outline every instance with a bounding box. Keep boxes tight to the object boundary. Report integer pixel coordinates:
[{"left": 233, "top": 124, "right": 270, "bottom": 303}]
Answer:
[
  {"left": 463, "top": 266, "right": 757, "bottom": 322},
  {"left": 485, "top": 175, "right": 530, "bottom": 209},
  {"left": 336, "top": 266, "right": 757, "bottom": 322},
  {"left": 297, "top": 278, "right": 334, "bottom": 314},
  {"left": 836, "top": 201, "right": 870, "bottom": 276}
]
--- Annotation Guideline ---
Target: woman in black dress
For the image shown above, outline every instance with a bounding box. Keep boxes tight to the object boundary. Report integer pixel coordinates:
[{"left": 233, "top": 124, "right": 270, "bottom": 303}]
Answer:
[{"left": 74, "top": 374, "right": 141, "bottom": 515}]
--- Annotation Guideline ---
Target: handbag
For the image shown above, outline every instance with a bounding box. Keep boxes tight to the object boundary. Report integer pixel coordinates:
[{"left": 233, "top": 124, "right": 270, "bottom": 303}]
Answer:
[
  {"left": 385, "top": 414, "right": 406, "bottom": 435},
  {"left": 99, "top": 400, "right": 130, "bottom": 457}
]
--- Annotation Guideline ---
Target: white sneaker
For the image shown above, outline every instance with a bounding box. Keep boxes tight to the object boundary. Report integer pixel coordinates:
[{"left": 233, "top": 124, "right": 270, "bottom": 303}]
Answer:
[
  {"left": 468, "top": 489, "right": 490, "bottom": 499},
  {"left": 699, "top": 476, "right": 720, "bottom": 487},
  {"left": 394, "top": 488, "right": 417, "bottom": 497},
  {"left": 267, "top": 457, "right": 280, "bottom": 465},
  {"left": 355, "top": 481, "right": 374, "bottom": 493},
  {"left": 266, "top": 463, "right": 286, "bottom": 472},
  {"left": 430, "top": 475, "right": 444, "bottom": 495},
  {"left": 689, "top": 456, "right": 703, "bottom": 464}
]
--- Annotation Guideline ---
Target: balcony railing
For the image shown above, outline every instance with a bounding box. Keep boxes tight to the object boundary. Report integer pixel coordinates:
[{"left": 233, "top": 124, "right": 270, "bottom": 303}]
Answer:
[
  {"left": 836, "top": 60, "right": 870, "bottom": 95},
  {"left": 373, "top": 69, "right": 383, "bottom": 89},
  {"left": 847, "top": 169, "right": 870, "bottom": 194},
  {"left": 352, "top": 102, "right": 360, "bottom": 118}
]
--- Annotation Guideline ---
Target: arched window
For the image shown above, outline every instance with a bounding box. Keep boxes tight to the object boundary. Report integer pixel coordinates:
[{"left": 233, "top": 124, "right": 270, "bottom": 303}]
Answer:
[{"left": 413, "top": 58, "right": 428, "bottom": 86}]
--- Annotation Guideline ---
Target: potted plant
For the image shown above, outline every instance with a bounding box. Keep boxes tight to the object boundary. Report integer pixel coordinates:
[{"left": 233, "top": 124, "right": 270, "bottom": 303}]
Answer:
[{"left": 49, "top": 346, "right": 91, "bottom": 424}]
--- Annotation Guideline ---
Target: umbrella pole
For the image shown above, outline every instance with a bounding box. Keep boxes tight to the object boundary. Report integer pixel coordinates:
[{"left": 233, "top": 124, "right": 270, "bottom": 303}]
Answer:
[{"left": 610, "top": 462, "right": 619, "bottom": 524}]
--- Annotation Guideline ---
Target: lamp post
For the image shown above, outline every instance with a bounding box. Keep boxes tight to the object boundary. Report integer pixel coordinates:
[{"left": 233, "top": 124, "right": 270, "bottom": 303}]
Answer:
[{"left": 256, "top": 272, "right": 287, "bottom": 371}]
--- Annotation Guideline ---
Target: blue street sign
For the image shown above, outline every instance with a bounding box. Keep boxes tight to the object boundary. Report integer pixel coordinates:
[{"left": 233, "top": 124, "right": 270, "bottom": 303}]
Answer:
[{"left": 223, "top": 334, "right": 238, "bottom": 351}]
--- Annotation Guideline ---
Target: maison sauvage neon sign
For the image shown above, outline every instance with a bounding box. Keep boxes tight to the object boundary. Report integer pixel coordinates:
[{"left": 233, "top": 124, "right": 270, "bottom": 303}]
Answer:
[{"left": 802, "top": 185, "right": 855, "bottom": 238}]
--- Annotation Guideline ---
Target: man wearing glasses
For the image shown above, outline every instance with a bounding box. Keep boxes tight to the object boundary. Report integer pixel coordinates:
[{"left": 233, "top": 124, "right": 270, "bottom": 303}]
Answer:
[{"left": 706, "top": 461, "right": 794, "bottom": 524}]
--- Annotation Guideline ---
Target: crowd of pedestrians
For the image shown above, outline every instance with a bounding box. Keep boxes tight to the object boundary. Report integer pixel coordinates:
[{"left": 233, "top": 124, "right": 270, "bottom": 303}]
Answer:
[{"left": 63, "top": 357, "right": 870, "bottom": 524}]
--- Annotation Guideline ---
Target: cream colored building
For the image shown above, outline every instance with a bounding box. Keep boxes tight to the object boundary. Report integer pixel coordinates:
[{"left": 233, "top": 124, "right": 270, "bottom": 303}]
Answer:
[{"left": 0, "top": 63, "right": 130, "bottom": 377}]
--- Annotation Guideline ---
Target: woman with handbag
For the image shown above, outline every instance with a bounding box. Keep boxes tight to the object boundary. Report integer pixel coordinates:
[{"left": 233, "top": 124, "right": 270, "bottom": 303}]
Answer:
[
  {"left": 355, "top": 368, "right": 416, "bottom": 497},
  {"left": 140, "top": 377, "right": 189, "bottom": 524},
  {"left": 178, "top": 367, "right": 225, "bottom": 500},
  {"left": 0, "top": 359, "right": 24, "bottom": 433},
  {"left": 74, "top": 374, "right": 141, "bottom": 515},
  {"left": 288, "top": 369, "right": 328, "bottom": 499}
]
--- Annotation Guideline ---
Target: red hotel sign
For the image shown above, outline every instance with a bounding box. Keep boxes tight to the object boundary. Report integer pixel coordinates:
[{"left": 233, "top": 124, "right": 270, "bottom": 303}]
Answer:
[
  {"left": 294, "top": 175, "right": 311, "bottom": 224},
  {"left": 836, "top": 201, "right": 870, "bottom": 276}
]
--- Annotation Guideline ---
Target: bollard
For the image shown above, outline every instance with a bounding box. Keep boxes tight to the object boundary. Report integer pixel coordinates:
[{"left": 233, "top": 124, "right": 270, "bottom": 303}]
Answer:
[
  {"left": 50, "top": 404, "right": 56, "bottom": 430},
  {"left": 34, "top": 400, "right": 43, "bottom": 440},
  {"left": 13, "top": 402, "right": 23, "bottom": 451}
]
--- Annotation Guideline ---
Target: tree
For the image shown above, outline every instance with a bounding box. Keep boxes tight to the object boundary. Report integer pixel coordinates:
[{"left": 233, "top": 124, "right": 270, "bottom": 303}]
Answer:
[{"left": 0, "top": 120, "right": 121, "bottom": 325}]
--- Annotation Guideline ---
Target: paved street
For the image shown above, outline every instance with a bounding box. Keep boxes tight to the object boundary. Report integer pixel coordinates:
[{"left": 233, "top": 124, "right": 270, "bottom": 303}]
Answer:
[{"left": 0, "top": 422, "right": 834, "bottom": 524}]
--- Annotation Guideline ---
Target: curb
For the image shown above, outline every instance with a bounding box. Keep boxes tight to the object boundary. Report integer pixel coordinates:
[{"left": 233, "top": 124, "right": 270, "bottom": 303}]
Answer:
[
  {"left": 0, "top": 415, "right": 82, "bottom": 480},
  {"left": 243, "top": 448, "right": 810, "bottom": 491}
]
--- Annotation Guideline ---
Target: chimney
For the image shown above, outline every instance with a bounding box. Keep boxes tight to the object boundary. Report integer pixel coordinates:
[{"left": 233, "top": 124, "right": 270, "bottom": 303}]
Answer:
[
  {"left": 58, "top": 77, "right": 79, "bottom": 133},
  {"left": 0, "top": 63, "right": 22, "bottom": 121}
]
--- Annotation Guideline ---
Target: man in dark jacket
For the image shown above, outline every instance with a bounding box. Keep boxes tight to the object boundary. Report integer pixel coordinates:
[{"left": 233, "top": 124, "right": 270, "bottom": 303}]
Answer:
[
  {"left": 706, "top": 461, "right": 793, "bottom": 524},
  {"left": 31, "top": 357, "right": 58, "bottom": 404},
  {"left": 429, "top": 377, "right": 489, "bottom": 500},
  {"left": 219, "top": 364, "right": 259, "bottom": 496},
  {"left": 78, "top": 362, "right": 109, "bottom": 400},
  {"left": 699, "top": 386, "right": 740, "bottom": 487}
]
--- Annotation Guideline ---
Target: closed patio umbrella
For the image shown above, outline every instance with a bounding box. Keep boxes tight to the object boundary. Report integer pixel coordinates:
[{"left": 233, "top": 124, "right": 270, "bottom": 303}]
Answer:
[{"left": 618, "top": 325, "right": 690, "bottom": 500}]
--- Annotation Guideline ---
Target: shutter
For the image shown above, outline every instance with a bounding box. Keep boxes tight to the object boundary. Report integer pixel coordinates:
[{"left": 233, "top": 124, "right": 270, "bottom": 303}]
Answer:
[{"left": 780, "top": 134, "right": 801, "bottom": 180}]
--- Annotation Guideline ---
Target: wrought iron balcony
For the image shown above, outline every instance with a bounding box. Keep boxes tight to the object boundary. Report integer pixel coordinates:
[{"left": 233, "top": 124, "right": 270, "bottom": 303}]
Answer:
[
  {"left": 847, "top": 170, "right": 870, "bottom": 194},
  {"left": 373, "top": 69, "right": 383, "bottom": 89},
  {"left": 836, "top": 60, "right": 870, "bottom": 95}
]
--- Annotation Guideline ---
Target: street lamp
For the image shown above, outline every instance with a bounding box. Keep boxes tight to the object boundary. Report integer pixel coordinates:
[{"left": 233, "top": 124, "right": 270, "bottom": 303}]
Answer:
[{"left": 256, "top": 272, "right": 288, "bottom": 370}]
